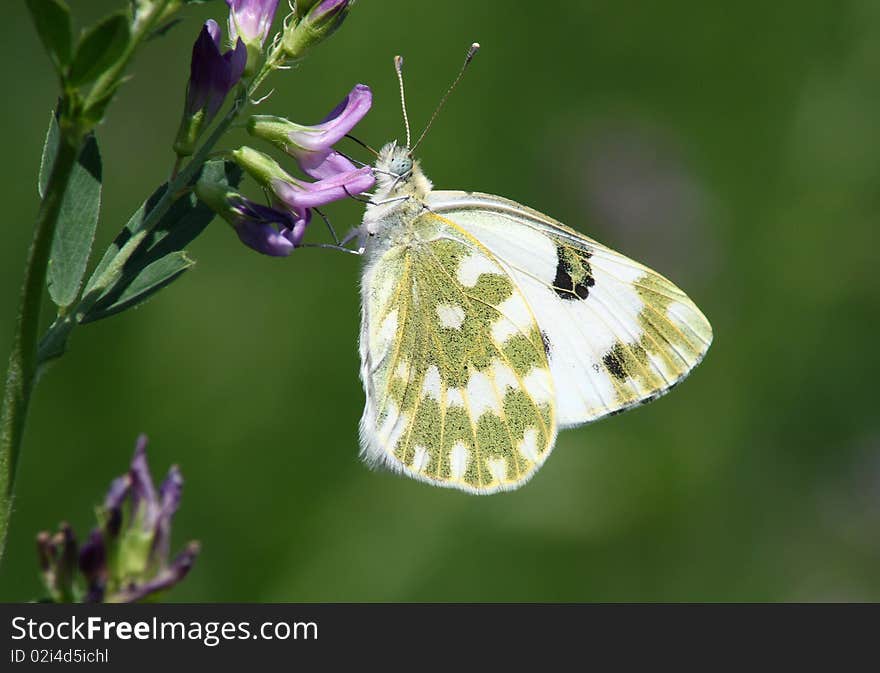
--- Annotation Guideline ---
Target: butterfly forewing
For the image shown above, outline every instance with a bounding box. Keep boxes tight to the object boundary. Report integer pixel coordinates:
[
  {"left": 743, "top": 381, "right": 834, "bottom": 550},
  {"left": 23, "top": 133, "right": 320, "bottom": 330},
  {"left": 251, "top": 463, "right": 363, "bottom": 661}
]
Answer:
[
  {"left": 359, "top": 211, "right": 557, "bottom": 493},
  {"left": 427, "top": 191, "right": 713, "bottom": 427}
]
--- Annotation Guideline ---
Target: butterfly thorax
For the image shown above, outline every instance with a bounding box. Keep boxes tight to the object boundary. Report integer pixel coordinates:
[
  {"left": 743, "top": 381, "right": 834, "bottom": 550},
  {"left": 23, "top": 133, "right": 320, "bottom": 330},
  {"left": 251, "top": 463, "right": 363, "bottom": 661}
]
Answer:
[{"left": 362, "top": 142, "right": 433, "bottom": 246}]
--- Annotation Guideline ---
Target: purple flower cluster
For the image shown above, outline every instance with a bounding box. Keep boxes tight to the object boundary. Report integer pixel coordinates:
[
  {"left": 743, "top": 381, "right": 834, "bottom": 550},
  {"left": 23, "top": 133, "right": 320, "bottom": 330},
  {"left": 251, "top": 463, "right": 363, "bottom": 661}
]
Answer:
[
  {"left": 37, "top": 436, "right": 198, "bottom": 603},
  {"left": 178, "top": 0, "right": 369, "bottom": 254},
  {"left": 219, "top": 85, "right": 375, "bottom": 256}
]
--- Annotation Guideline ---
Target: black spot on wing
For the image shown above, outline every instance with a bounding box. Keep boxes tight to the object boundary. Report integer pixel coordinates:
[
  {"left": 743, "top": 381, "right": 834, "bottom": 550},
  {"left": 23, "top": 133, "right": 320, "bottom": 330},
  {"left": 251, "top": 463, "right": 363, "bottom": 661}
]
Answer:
[
  {"left": 602, "top": 343, "right": 628, "bottom": 381},
  {"left": 552, "top": 249, "right": 575, "bottom": 298},
  {"left": 540, "top": 330, "right": 551, "bottom": 356},
  {"left": 553, "top": 245, "right": 595, "bottom": 301}
]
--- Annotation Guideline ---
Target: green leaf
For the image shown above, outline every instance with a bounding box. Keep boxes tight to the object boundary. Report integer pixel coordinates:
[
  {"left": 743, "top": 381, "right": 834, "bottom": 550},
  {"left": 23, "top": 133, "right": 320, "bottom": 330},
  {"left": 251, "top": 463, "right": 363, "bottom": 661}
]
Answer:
[
  {"left": 26, "top": 0, "right": 72, "bottom": 74},
  {"left": 38, "top": 113, "right": 103, "bottom": 308},
  {"left": 38, "top": 110, "right": 60, "bottom": 198},
  {"left": 81, "top": 160, "right": 242, "bottom": 322},
  {"left": 81, "top": 252, "right": 194, "bottom": 321},
  {"left": 81, "top": 76, "right": 130, "bottom": 126},
  {"left": 49, "top": 136, "right": 102, "bottom": 308},
  {"left": 68, "top": 11, "right": 131, "bottom": 87}
]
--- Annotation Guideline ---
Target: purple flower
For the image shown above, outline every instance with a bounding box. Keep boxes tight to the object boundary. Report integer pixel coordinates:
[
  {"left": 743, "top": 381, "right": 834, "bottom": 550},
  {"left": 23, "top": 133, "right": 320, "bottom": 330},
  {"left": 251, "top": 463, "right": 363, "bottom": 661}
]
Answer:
[
  {"left": 124, "top": 436, "right": 188, "bottom": 576},
  {"left": 308, "top": 0, "right": 353, "bottom": 24},
  {"left": 103, "top": 472, "right": 131, "bottom": 540},
  {"left": 271, "top": 167, "right": 375, "bottom": 209},
  {"left": 78, "top": 531, "right": 106, "bottom": 603},
  {"left": 35, "top": 435, "right": 199, "bottom": 603},
  {"left": 195, "top": 175, "right": 310, "bottom": 256},
  {"left": 228, "top": 197, "right": 310, "bottom": 256},
  {"left": 230, "top": 145, "right": 375, "bottom": 235},
  {"left": 248, "top": 84, "right": 372, "bottom": 179},
  {"left": 174, "top": 20, "right": 247, "bottom": 157},
  {"left": 226, "top": 0, "right": 280, "bottom": 47},
  {"left": 186, "top": 20, "right": 247, "bottom": 122}
]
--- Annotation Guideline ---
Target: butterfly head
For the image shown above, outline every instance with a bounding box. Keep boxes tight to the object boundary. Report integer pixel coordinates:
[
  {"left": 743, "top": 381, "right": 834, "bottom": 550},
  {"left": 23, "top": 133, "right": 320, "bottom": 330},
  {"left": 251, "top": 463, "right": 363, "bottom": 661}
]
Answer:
[{"left": 372, "top": 141, "right": 431, "bottom": 202}]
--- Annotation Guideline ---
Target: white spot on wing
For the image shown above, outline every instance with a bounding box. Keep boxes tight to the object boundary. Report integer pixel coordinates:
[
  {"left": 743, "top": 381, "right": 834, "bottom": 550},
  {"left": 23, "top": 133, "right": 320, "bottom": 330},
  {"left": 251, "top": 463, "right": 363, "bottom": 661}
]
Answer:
[
  {"left": 450, "top": 442, "right": 469, "bottom": 479},
  {"left": 518, "top": 427, "right": 540, "bottom": 461},
  {"left": 412, "top": 446, "right": 430, "bottom": 472},
  {"left": 491, "top": 359, "right": 518, "bottom": 392},
  {"left": 490, "top": 293, "right": 532, "bottom": 344},
  {"left": 395, "top": 360, "right": 410, "bottom": 380},
  {"left": 373, "top": 309, "right": 398, "bottom": 360},
  {"left": 457, "top": 253, "right": 496, "bottom": 287},
  {"left": 488, "top": 458, "right": 507, "bottom": 483},
  {"left": 466, "top": 369, "right": 501, "bottom": 418},
  {"left": 523, "top": 367, "right": 553, "bottom": 405},
  {"left": 447, "top": 387, "right": 464, "bottom": 407},
  {"left": 422, "top": 365, "right": 442, "bottom": 400},
  {"left": 377, "top": 402, "right": 408, "bottom": 455},
  {"left": 436, "top": 303, "right": 465, "bottom": 329}
]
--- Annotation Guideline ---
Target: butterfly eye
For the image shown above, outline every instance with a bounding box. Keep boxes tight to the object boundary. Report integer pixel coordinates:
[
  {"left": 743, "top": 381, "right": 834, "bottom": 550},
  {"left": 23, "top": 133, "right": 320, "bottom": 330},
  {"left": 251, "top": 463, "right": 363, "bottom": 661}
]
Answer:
[{"left": 391, "top": 156, "right": 413, "bottom": 176}]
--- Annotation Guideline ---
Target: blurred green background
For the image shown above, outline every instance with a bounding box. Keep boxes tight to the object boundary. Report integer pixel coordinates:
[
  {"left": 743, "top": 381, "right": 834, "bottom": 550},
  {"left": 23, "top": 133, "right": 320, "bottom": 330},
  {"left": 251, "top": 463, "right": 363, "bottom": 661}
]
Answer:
[{"left": 1, "top": 0, "right": 878, "bottom": 601}]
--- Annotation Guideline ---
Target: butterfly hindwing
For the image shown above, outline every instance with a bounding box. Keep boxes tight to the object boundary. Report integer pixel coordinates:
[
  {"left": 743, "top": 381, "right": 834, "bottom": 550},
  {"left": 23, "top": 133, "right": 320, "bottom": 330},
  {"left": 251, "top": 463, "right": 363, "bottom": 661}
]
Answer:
[
  {"left": 359, "top": 211, "right": 557, "bottom": 493},
  {"left": 427, "top": 191, "right": 713, "bottom": 427}
]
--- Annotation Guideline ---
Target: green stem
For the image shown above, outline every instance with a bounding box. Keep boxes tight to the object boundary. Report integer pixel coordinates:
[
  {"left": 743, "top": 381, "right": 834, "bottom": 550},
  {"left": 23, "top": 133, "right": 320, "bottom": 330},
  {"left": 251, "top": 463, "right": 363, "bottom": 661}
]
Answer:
[
  {"left": 3, "top": 42, "right": 273, "bottom": 561},
  {"left": 84, "top": 0, "right": 172, "bottom": 113},
  {"left": 0, "top": 1, "right": 179, "bottom": 565},
  {"left": 37, "top": 96, "right": 249, "bottom": 364},
  {"left": 0, "top": 130, "right": 81, "bottom": 560}
]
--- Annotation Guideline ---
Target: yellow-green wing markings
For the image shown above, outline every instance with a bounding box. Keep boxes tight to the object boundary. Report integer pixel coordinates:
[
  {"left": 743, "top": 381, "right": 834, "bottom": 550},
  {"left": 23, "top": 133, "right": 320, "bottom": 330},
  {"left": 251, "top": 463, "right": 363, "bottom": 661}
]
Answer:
[
  {"left": 358, "top": 212, "right": 557, "bottom": 493},
  {"left": 419, "top": 228, "right": 554, "bottom": 481},
  {"left": 427, "top": 190, "right": 712, "bottom": 425}
]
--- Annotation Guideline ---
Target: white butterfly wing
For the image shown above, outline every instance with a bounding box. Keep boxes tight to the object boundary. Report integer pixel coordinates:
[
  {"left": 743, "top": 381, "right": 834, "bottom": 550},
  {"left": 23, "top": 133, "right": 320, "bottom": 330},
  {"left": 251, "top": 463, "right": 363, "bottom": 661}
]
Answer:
[
  {"left": 358, "top": 210, "right": 556, "bottom": 493},
  {"left": 427, "top": 191, "right": 713, "bottom": 427}
]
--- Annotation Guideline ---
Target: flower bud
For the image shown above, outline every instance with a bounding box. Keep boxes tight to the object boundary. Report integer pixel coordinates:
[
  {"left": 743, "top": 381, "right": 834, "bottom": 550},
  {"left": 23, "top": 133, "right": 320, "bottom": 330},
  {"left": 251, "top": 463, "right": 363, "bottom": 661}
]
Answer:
[
  {"left": 230, "top": 146, "right": 293, "bottom": 189},
  {"left": 34, "top": 435, "right": 199, "bottom": 603},
  {"left": 226, "top": 0, "right": 281, "bottom": 75},
  {"left": 281, "top": 0, "right": 352, "bottom": 60},
  {"left": 174, "top": 20, "right": 247, "bottom": 157},
  {"left": 78, "top": 531, "right": 107, "bottom": 603}
]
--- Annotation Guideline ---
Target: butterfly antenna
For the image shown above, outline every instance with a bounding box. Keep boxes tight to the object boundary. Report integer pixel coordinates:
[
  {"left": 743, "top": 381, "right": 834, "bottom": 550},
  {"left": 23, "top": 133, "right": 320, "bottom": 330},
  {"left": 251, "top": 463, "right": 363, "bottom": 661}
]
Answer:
[
  {"left": 344, "top": 133, "right": 379, "bottom": 157},
  {"left": 411, "top": 42, "right": 480, "bottom": 152},
  {"left": 394, "top": 55, "right": 412, "bottom": 149}
]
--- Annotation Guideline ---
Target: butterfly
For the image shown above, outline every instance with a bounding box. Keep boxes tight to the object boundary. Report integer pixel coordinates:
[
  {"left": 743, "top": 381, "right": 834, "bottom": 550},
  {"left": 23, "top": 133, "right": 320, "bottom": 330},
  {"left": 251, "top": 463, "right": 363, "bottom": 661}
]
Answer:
[{"left": 353, "top": 46, "right": 712, "bottom": 494}]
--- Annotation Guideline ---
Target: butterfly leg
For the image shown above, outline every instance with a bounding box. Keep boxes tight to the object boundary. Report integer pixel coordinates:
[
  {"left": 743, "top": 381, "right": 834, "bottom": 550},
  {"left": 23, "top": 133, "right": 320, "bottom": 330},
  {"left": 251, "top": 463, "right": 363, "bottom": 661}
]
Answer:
[
  {"left": 338, "top": 226, "right": 368, "bottom": 254},
  {"left": 296, "top": 213, "right": 365, "bottom": 256},
  {"left": 313, "top": 207, "right": 341, "bottom": 245},
  {"left": 342, "top": 185, "right": 412, "bottom": 208},
  {"left": 298, "top": 242, "right": 362, "bottom": 255},
  {"left": 343, "top": 186, "right": 374, "bottom": 204}
]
